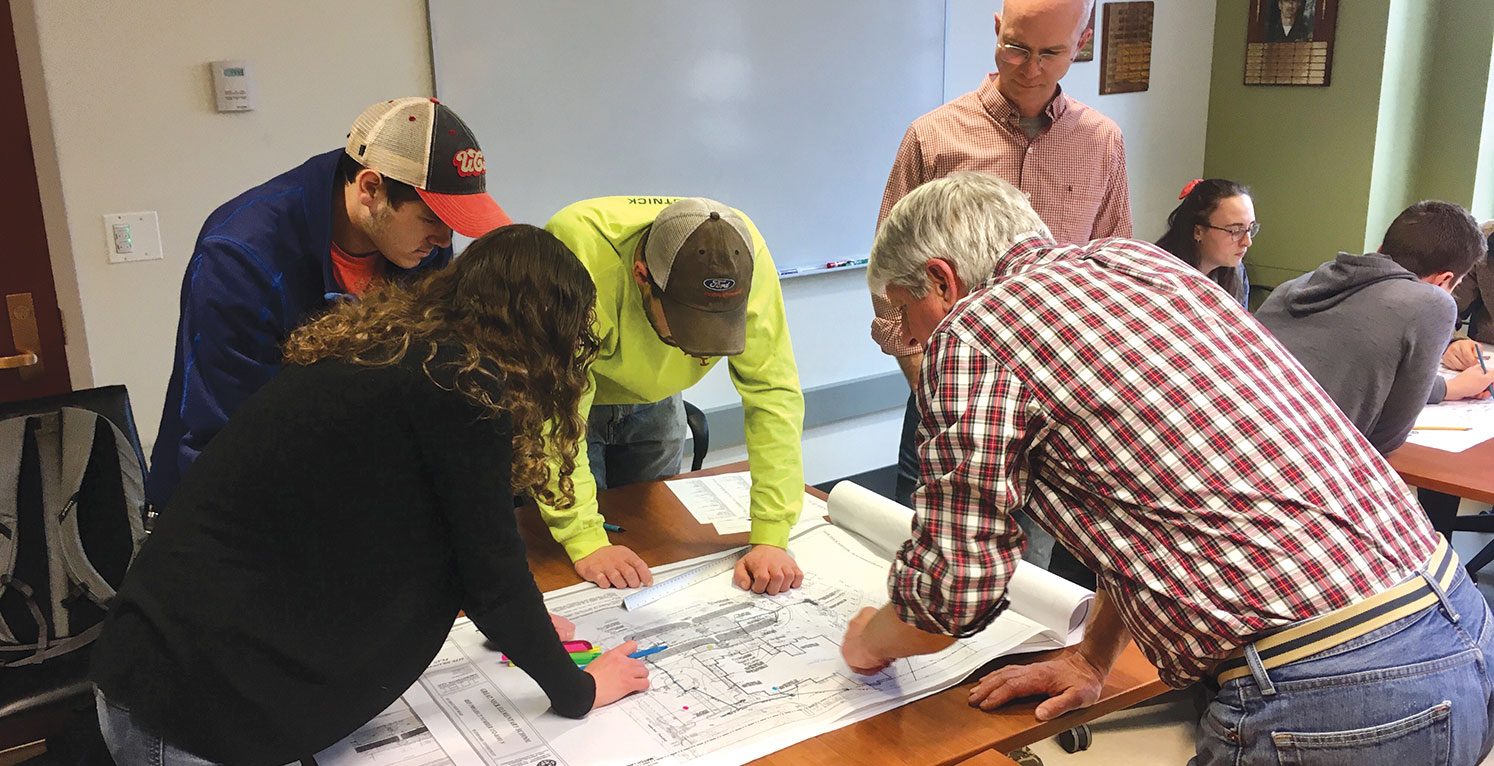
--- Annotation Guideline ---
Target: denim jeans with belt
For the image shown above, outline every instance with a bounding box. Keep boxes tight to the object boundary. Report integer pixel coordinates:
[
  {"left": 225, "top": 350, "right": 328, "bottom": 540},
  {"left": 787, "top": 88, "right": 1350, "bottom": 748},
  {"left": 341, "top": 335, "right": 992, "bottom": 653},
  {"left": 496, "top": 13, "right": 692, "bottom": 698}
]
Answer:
[
  {"left": 1193, "top": 567, "right": 1494, "bottom": 765},
  {"left": 587, "top": 393, "right": 687, "bottom": 489}
]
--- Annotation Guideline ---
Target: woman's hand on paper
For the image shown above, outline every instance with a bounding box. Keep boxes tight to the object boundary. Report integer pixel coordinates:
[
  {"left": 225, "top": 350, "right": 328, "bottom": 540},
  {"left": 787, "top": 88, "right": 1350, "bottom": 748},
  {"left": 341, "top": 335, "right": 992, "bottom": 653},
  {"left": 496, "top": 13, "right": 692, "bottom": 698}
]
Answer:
[
  {"left": 575, "top": 545, "right": 654, "bottom": 589},
  {"left": 585, "top": 640, "right": 651, "bottom": 710},
  {"left": 733, "top": 544, "right": 804, "bottom": 595},
  {"left": 1443, "top": 339, "right": 1483, "bottom": 371},
  {"left": 966, "top": 650, "right": 1105, "bottom": 721},
  {"left": 841, "top": 607, "right": 895, "bottom": 675}
]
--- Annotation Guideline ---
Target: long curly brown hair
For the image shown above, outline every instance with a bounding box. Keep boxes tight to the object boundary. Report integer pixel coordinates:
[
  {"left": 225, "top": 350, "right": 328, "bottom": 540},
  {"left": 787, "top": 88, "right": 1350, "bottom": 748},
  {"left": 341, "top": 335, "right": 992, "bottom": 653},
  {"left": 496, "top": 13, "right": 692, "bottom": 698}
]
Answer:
[{"left": 284, "top": 224, "right": 599, "bottom": 508}]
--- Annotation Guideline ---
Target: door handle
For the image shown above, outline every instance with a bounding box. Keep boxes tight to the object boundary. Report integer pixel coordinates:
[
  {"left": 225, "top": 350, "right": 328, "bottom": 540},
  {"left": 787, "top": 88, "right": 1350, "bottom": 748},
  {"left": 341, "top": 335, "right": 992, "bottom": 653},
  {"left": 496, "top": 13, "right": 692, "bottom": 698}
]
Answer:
[
  {"left": 5, "top": 293, "right": 44, "bottom": 382},
  {"left": 0, "top": 351, "right": 39, "bottom": 369}
]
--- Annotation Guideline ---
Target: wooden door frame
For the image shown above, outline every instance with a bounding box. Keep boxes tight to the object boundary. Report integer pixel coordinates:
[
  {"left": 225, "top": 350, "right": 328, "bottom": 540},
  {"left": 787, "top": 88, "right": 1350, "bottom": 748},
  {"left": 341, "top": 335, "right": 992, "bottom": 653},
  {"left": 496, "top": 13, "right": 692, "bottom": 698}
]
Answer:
[{"left": 2, "top": 2, "right": 75, "bottom": 402}]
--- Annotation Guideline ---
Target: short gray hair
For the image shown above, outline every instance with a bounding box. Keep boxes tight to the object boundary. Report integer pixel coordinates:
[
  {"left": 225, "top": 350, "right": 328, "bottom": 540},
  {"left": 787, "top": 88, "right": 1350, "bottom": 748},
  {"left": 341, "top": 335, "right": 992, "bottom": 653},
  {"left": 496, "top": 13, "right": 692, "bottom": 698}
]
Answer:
[{"left": 868, "top": 171, "right": 1049, "bottom": 298}]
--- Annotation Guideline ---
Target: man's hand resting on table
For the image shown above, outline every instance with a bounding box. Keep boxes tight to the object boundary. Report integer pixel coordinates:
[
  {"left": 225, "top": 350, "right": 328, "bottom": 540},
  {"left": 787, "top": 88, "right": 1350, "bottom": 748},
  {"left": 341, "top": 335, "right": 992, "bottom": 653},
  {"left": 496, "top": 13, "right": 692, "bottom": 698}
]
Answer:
[
  {"left": 966, "top": 650, "right": 1107, "bottom": 721},
  {"left": 732, "top": 544, "right": 804, "bottom": 595},
  {"left": 575, "top": 545, "right": 654, "bottom": 589}
]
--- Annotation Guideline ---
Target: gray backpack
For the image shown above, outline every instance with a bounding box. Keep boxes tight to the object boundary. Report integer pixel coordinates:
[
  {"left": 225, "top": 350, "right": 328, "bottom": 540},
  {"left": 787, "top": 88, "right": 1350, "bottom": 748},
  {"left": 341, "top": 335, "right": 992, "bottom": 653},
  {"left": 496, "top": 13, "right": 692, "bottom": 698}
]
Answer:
[{"left": 0, "top": 405, "right": 147, "bottom": 667}]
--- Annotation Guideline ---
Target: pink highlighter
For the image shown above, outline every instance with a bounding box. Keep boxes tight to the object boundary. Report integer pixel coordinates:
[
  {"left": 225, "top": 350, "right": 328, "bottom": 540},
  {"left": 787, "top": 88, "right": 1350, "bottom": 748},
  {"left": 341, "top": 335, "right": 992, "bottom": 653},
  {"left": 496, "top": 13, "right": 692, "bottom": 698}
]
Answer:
[{"left": 500, "top": 640, "right": 594, "bottom": 664}]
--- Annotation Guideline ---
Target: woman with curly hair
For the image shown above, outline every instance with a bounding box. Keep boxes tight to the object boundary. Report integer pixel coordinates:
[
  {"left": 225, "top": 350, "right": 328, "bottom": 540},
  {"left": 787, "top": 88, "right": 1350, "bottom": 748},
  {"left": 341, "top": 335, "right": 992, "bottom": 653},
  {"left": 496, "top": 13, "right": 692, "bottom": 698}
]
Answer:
[
  {"left": 91, "top": 225, "right": 650, "bottom": 766},
  {"left": 1156, "top": 178, "right": 1258, "bottom": 308}
]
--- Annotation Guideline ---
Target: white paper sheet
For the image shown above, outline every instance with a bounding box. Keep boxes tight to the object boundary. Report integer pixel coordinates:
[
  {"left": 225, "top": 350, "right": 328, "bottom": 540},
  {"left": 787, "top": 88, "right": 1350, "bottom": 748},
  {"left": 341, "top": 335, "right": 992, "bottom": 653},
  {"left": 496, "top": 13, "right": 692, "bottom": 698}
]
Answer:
[
  {"left": 320, "top": 482, "right": 1093, "bottom": 766},
  {"left": 665, "top": 471, "right": 831, "bottom": 535},
  {"left": 1407, "top": 354, "right": 1494, "bottom": 452}
]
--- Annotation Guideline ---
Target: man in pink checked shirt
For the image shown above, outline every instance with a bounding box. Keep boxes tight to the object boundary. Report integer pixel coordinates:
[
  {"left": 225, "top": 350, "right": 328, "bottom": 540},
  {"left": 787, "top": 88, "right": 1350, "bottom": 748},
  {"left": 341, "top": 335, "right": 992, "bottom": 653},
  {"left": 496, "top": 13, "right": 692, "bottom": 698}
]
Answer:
[
  {"left": 841, "top": 172, "right": 1494, "bottom": 765},
  {"left": 873, "top": 0, "right": 1129, "bottom": 582}
]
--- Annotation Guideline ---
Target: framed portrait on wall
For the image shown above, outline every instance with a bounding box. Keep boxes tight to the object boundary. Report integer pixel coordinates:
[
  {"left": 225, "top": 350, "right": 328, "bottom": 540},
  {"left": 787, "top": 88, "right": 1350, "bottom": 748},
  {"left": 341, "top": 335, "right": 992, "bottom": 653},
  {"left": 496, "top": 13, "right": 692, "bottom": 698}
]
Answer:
[{"left": 1244, "top": 0, "right": 1339, "bottom": 86}]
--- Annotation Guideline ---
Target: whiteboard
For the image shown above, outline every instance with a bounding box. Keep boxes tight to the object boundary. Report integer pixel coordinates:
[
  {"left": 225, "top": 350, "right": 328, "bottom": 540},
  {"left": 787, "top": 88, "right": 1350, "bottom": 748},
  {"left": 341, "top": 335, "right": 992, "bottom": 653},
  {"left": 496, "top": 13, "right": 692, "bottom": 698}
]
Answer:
[{"left": 429, "top": 1, "right": 946, "bottom": 277}]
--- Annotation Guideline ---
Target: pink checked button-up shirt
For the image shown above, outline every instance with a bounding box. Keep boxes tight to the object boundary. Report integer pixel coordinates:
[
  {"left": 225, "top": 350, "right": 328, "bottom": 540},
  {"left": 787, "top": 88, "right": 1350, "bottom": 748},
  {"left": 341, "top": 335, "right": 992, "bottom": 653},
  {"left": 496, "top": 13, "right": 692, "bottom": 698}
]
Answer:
[{"left": 871, "top": 77, "right": 1133, "bottom": 356}]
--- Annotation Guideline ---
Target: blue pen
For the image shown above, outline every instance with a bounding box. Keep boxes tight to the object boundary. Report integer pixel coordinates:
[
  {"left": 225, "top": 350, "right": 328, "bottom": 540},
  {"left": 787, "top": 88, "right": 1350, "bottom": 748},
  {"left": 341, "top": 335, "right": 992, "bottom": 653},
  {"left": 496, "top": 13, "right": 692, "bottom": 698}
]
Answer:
[
  {"left": 628, "top": 644, "right": 667, "bottom": 659},
  {"left": 1477, "top": 347, "right": 1493, "bottom": 398},
  {"left": 602, "top": 522, "right": 626, "bottom": 533}
]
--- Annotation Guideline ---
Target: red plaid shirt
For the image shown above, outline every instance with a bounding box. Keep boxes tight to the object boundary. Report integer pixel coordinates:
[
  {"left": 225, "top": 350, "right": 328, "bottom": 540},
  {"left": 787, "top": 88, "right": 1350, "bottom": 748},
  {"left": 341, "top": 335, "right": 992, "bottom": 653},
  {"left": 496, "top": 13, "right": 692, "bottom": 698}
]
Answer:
[
  {"left": 871, "top": 77, "right": 1133, "bottom": 357},
  {"left": 890, "top": 234, "right": 1439, "bottom": 688}
]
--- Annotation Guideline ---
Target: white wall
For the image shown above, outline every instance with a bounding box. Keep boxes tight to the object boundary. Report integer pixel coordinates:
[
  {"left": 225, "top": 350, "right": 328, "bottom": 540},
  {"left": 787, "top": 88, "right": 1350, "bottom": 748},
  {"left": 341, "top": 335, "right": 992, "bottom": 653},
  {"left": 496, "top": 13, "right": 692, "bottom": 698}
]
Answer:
[
  {"left": 14, "top": 0, "right": 1216, "bottom": 485},
  {"left": 11, "top": 0, "right": 435, "bottom": 446}
]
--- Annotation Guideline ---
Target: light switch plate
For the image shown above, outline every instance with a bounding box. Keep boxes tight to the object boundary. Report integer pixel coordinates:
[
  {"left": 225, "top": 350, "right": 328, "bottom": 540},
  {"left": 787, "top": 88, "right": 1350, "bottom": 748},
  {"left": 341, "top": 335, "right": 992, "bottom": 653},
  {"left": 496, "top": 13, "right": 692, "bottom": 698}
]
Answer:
[{"left": 103, "top": 211, "right": 163, "bottom": 264}]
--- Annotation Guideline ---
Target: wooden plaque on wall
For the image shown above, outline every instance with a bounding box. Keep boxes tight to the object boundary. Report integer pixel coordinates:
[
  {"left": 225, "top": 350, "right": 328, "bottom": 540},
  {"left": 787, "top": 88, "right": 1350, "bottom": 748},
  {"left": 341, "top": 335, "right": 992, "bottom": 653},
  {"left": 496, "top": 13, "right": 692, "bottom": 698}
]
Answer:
[
  {"left": 1100, "top": 2, "right": 1153, "bottom": 95},
  {"left": 1244, "top": 0, "right": 1339, "bottom": 86}
]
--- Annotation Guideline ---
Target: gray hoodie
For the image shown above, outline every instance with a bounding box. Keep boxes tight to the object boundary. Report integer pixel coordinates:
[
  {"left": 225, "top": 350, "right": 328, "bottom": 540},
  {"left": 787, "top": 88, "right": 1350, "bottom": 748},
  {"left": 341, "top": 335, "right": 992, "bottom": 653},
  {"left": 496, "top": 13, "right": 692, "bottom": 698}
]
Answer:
[{"left": 1257, "top": 252, "right": 1455, "bottom": 454}]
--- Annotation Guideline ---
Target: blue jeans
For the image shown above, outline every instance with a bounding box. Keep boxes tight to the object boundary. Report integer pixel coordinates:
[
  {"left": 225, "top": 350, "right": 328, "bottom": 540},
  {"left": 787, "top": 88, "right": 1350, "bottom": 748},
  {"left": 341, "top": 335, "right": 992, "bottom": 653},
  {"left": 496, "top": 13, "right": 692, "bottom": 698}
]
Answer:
[
  {"left": 1193, "top": 567, "right": 1494, "bottom": 765},
  {"left": 587, "top": 393, "right": 687, "bottom": 489},
  {"left": 95, "top": 686, "right": 225, "bottom": 766}
]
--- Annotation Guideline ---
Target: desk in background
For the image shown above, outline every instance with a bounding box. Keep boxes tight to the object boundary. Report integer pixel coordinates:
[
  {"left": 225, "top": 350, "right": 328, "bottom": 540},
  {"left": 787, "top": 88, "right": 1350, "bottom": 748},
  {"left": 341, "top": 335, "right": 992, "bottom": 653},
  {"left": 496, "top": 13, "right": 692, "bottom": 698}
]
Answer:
[
  {"left": 1388, "top": 441, "right": 1494, "bottom": 574},
  {"left": 1388, "top": 440, "right": 1494, "bottom": 506},
  {"left": 518, "top": 464, "right": 1168, "bottom": 765}
]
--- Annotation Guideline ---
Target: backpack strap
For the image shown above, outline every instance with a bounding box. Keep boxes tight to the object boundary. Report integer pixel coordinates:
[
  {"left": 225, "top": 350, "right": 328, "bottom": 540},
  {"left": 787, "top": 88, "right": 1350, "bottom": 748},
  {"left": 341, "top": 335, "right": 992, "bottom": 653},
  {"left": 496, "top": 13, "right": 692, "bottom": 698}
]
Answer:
[
  {"left": 34, "top": 411, "right": 71, "bottom": 637},
  {"left": 49, "top": 408, "right": 147, "bottom": 633},
  {"left": 0, "top": 415, "right": 33, "bottom": 646}
]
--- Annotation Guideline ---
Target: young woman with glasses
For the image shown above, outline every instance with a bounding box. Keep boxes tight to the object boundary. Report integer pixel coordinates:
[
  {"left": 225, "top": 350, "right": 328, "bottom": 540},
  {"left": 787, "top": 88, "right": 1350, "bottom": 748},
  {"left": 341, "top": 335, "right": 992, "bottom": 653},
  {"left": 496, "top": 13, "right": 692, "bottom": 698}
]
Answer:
[{"left": 1156, "top": 178, "right": 1259, "bottom": 308}]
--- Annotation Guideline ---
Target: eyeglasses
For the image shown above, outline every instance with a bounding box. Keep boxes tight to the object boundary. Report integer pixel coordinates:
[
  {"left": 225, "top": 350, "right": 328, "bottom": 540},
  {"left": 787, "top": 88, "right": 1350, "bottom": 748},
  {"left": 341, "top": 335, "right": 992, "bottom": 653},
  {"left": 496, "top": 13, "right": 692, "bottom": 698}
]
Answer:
[
  {"left": 996, "top": 42, "right": 1069, "bottom": 69},
  {"left": 1203, "top": 221, "right": 1262, "bottom": 241}
]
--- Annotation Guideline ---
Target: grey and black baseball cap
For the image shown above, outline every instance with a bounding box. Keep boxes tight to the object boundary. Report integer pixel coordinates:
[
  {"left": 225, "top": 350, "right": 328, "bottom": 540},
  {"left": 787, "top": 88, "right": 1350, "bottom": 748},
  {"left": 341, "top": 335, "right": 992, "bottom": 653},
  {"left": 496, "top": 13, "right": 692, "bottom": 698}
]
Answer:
[
  {"left": 644, "top": 198, "right": 755, "bottom": 357},
  {"left": 345, "top": 97, "right": 512, "bottom": 237}
]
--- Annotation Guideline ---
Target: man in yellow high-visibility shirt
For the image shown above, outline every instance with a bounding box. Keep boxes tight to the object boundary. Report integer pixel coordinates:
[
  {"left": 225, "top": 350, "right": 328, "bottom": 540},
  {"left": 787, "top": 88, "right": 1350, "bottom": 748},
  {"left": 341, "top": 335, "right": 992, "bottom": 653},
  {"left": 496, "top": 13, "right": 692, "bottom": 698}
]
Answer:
[{"left": 541, "top": 196, "right": 806, "bottom": 595}]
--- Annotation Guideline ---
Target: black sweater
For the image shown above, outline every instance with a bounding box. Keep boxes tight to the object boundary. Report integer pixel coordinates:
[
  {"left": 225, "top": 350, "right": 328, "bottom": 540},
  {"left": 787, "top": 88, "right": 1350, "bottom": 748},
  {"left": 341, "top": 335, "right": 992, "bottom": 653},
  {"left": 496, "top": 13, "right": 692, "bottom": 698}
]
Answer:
[{"left": 92, "top": 352, "right": 594, "bottom": 764}]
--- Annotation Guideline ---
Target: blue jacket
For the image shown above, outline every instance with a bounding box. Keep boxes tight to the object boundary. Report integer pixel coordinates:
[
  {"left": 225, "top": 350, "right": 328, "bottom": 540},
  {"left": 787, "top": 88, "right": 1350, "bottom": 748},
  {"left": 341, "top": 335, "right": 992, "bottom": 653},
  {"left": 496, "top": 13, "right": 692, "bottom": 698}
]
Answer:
[{"left": 146, "top": 150, "right": 453, "bottom": 509}]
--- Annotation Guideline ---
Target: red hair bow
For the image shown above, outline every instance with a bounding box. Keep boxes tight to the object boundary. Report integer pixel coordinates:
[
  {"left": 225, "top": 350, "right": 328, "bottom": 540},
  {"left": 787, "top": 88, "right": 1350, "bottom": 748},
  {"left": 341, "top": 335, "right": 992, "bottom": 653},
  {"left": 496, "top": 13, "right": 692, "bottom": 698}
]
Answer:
[{"left": 1178, "top": 179, "right": 1203, "bottom": 199}]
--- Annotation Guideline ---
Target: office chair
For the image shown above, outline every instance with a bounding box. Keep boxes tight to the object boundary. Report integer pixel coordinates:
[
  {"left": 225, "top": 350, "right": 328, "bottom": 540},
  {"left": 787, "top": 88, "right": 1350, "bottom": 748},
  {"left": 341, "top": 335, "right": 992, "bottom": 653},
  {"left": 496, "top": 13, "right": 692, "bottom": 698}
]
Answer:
[
  {"left": 1418, "top": 488, "right": 1494, "bottom": 580},
  {"left": 0, "top": 385, "right": 147, "bottom": 757},
  {"left": 683, "top": 400, "right": 709, "bottom": 472}
]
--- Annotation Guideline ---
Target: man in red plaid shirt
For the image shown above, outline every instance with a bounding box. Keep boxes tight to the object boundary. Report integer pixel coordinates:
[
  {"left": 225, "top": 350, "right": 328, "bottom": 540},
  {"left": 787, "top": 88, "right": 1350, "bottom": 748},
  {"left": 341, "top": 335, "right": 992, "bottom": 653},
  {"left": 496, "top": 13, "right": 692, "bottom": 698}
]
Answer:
[{"left": 840, "top": 172, "right": 1494, "bottom": 765}]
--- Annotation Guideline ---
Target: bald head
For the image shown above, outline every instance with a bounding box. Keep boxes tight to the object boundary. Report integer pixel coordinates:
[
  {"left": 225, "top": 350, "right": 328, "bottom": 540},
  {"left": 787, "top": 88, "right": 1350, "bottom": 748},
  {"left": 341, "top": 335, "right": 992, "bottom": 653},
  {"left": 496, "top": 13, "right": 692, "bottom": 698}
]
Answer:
[
  {"left": 991, "top": 0, "right": 1093, "bottom": 116},
  {"left": 998, "top": 0, "right": 1093, "bottom": 44}
]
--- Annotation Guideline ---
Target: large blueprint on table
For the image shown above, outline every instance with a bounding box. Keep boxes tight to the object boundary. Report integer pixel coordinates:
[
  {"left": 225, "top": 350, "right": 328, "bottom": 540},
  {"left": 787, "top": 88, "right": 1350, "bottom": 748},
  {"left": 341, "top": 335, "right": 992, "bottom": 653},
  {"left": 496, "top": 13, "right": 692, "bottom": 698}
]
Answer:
[{"left": 318, "top": 482, "right": 1092, "bottom": 766}]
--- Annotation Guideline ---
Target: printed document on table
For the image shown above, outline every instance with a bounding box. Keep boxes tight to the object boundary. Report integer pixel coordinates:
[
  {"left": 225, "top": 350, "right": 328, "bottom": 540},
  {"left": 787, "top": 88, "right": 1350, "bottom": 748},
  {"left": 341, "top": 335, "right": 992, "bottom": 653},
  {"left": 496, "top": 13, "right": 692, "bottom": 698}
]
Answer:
[
  {"left": 666, "top": 471, "right": 830, "bottom": 535},
  {"left": 319, "top": 482, "right": 1092, "bottom": 766},
  {"left": 1407, "top": 359, "right": 1494, "bottom": 452},
  {"left": 314, "top": 698, "right": 452, "bottom": 766}
]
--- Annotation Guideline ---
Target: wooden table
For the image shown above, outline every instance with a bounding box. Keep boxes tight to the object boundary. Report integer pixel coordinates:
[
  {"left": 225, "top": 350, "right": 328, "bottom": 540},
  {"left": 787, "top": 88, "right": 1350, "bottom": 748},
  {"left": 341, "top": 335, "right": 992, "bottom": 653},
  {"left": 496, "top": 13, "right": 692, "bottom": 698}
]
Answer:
[
  {"left": 517, "top": 465, "right": 1168, "bottom": 766},
  {"left": 1387, "top": 440, "right": 1494, "bottom": 505}
]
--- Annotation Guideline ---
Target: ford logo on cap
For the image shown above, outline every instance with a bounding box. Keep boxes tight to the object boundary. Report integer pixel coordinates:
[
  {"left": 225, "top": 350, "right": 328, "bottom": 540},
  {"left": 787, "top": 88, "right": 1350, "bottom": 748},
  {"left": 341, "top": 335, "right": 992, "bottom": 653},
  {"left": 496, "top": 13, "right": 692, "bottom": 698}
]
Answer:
[{"left": 703, "top": 278, "right": 736, "bottom": 291}]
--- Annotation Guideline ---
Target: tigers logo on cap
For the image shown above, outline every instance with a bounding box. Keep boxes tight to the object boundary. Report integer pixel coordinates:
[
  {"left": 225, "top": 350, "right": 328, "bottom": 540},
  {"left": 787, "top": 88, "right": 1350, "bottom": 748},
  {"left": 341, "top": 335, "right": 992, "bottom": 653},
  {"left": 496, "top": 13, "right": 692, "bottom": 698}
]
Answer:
[{"left": 345, "top": 97, "right": 512, "bottom": 238}]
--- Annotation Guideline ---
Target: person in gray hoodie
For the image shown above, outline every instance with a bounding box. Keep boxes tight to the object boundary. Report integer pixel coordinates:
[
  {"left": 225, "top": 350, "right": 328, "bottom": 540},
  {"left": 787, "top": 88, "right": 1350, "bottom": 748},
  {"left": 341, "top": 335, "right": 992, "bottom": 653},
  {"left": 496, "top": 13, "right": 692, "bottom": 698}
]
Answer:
[{"left": 1257, "top": 201, "right": 1493, "bottom": 454}]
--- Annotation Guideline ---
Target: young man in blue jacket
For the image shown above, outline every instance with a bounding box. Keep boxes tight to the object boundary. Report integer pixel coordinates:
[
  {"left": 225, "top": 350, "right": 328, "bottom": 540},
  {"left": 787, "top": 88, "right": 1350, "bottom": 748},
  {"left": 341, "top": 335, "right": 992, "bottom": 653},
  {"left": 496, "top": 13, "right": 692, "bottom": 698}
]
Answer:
[{"left": 146, "top": 97, "right": 511, "bottom": 510}]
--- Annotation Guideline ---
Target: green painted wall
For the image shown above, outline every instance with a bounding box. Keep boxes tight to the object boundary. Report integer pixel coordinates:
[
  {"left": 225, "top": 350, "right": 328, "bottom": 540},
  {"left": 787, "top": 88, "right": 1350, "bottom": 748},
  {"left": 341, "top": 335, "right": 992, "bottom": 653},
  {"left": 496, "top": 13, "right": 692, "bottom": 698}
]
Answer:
[
  {"left": 1205, "top": 0, "right": 1494, "bottom": 288},
  {"left": 1205, "top": 0, "right": 1396, "bottom": 288},
  {"left": 1411, "top": 0, "right": 1494, "bottom": 210},
  {"left": 1364, "top": 0, "right": 1435, "bottom": 250},
  {"left": 1477, "top": 41, "right": 1494, "bottom": 219}
]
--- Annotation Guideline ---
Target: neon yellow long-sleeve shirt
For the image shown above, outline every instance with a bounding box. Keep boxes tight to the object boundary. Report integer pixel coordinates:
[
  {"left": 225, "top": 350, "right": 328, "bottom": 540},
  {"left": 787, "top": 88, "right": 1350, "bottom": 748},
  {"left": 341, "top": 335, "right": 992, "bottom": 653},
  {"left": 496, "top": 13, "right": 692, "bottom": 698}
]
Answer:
[{"left": 540, "top": 196, "right": 805, "bottom": 561}]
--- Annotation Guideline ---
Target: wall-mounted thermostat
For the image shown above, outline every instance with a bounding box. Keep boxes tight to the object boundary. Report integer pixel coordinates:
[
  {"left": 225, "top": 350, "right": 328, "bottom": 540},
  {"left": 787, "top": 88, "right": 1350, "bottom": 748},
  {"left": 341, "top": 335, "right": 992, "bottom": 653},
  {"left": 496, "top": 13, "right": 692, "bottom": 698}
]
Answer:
[{"left": 210, "top": 60, "right": 256, "bottom": 112}]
